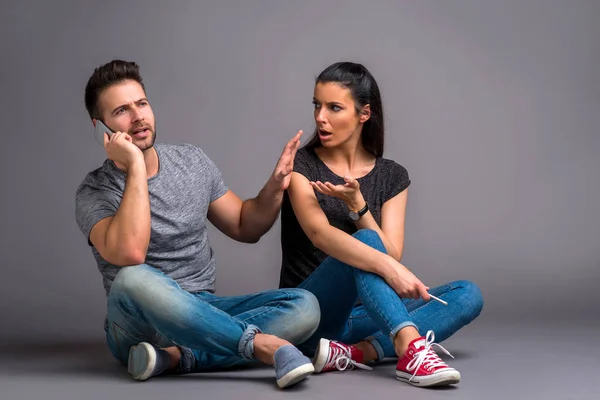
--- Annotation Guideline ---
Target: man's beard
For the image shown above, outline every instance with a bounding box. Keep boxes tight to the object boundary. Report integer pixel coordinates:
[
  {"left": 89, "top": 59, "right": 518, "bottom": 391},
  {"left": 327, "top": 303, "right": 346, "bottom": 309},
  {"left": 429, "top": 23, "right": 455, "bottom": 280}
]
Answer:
[{"left": 131, "top": 123, "right": 157, "bottom": 152}]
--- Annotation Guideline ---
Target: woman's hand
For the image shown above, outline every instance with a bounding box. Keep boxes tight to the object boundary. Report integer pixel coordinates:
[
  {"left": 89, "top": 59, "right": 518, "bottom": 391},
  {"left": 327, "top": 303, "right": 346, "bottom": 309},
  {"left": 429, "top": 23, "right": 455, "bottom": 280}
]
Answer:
[
  {"left": 382, "top": 257, "right": 431, "bottom": 301},
  {"left": 310, "top": 175, "right": 365, "bottom": 210}
]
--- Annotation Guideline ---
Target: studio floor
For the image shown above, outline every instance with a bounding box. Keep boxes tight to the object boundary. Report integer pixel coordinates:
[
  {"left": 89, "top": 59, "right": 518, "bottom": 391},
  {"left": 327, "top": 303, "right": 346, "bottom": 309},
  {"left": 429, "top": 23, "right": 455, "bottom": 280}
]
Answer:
[{"left": 1, "top": 318, "right": 598, "bottom": 400}]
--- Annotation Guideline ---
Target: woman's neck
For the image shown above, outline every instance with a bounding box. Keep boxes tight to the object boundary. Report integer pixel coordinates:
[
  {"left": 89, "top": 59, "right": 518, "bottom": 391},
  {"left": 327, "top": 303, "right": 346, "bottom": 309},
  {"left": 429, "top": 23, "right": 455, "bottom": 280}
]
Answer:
[{"left": 314, "top": 141, "right": 376, "bottom": 179}]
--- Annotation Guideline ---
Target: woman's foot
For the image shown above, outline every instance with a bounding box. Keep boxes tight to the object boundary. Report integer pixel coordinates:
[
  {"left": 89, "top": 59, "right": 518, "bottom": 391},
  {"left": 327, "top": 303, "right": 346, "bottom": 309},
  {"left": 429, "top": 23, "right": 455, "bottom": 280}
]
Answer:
[
  {"left": 313, "top": 338, "right": 373, "bottom": 373},
  {"left": 395, "top": 331, "right": 461, "bottom": 387}
]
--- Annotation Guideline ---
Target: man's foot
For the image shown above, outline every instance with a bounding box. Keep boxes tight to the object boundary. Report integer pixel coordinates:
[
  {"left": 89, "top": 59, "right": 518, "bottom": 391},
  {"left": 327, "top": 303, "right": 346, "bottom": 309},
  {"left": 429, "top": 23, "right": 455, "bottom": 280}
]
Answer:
[
  {"left": 313, "top": 338, "right": 372, "bottom": 373},
  {"left": 395, "top": 331, "right": 461, "bottom": 387},
  {"left": 273, "top": 345, "right": 314, "bottom": 388},
  {"left": 128, "top": 342, "right": 171, "bottom": 381}
]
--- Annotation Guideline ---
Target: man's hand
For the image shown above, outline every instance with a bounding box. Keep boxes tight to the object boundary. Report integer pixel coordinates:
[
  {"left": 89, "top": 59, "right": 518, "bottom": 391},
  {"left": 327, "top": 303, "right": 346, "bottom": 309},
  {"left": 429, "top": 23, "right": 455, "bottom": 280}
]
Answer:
[
  {"left": 103, "top": 130, "right": 144, "bottom": 170},
  {"left": 310, "top": 174, "right": 365, "bottom": 211},
  {"left": 269, "top": 130, "right": 303, "bottom": 191}
]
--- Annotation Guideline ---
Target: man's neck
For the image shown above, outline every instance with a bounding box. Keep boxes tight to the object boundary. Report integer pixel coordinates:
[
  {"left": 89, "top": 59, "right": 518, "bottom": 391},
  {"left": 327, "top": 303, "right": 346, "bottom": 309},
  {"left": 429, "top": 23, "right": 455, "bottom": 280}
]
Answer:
[{"left": 142, "top": 146, "right": 159, "bottom": 178}]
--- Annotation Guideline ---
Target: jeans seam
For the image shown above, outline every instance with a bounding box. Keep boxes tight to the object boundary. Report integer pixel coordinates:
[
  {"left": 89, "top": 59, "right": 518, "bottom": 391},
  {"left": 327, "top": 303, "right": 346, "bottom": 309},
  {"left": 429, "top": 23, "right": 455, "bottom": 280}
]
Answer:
[
  {"left": 235, "top": 291, "right": 292, "bottom": 323},
  {"left": 407, "top": 295, "right": 440, "bottom": 316},
  {"left": 355, "top": 271, "right": 395, "bottom": 335},
  {"left": 110, "top": 321, "right": 146, "bottom": 364},
  {"left": 111, "top": 323, "right": 123, "bottom": 362}
]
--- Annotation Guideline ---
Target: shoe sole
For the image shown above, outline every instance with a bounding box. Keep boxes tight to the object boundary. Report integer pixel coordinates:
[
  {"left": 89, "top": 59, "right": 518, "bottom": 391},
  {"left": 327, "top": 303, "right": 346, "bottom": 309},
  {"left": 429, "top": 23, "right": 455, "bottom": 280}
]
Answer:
[
  {"left": 396, "top": 369, "right": 461, "bottom": 387},
  {"left": 277, "top": 363, "right": 315, "bottom": 389},
  {"left": 128, "top": 342, "right": 156, "bottom": 381},
  {"left": 312, "top": 338, "right": 330, "bottom": 373}
]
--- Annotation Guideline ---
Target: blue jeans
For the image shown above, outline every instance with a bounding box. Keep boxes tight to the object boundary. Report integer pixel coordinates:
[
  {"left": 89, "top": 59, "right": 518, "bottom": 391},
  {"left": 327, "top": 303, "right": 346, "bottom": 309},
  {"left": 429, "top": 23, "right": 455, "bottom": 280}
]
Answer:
[
  {"left": 104, "top": 264, "right": 320, "bottom": 372},
  {"left": 297, "top": 229, "right": 484, "bottom": 360}
]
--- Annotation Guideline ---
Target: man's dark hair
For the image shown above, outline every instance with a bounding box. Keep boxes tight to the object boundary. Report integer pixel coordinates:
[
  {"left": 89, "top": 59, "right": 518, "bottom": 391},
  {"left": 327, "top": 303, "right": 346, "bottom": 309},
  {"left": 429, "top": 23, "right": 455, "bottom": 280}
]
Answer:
[{"left": 84, "top": 60, "right": 146, "bottom": 120}]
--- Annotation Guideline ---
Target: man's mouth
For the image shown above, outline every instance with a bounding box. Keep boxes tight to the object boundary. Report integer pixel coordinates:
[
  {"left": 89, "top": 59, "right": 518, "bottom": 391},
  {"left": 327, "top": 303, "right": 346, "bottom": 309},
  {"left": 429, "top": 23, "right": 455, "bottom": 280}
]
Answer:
[{"left": 132, "top": 126, "right": 151, "bottom": 136}]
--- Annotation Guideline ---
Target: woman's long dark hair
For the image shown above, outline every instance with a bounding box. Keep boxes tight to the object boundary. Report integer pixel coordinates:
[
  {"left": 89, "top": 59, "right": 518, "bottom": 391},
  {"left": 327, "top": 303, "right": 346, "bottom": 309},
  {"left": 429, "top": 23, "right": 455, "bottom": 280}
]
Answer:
[{"left": 304, "top": 62, "right": 384, "bottom": 157}]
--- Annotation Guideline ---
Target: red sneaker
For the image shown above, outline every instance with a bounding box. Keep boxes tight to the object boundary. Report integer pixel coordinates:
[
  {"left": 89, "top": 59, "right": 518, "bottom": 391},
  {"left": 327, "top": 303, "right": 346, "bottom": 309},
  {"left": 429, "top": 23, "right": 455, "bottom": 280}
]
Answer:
[
  {"left": 395, "top": 331, "right": 461, "bottom": 387},
  {"left": 313, "top": 338, "right": 373, "bottom": 373}
]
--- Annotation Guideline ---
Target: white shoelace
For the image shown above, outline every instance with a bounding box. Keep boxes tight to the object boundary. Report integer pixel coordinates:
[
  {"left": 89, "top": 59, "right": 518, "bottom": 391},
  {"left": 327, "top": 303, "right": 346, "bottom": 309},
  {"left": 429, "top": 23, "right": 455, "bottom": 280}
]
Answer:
[
  {"left": 326, "top": 341, "right": 373, "bottom": 371},
  {"left": 405, "top": 331, "right": 454, "bottom": 381}
]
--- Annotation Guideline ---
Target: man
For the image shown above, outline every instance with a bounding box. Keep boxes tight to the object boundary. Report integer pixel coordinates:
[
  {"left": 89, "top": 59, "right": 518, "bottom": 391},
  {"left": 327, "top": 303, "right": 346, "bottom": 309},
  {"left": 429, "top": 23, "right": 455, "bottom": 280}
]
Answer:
[{"left": 75, "top": 59, "right": 320, "bottom": 389}]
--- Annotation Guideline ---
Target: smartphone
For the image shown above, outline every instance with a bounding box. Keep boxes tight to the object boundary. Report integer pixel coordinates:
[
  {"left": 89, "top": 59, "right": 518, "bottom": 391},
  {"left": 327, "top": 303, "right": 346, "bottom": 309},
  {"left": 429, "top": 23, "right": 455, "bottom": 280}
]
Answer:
[{"left": 94, "top": 120, "right": 114, "bottom": 146}]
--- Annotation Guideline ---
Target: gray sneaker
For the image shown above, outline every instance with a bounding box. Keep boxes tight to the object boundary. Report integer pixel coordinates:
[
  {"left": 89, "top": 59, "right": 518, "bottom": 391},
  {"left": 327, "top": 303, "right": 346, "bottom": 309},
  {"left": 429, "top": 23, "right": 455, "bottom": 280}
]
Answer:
[
  {"left": 273, "top": 345, "right": 315, "bottom": 388},
  {"left": 128, "top": 342, "right": 170, "bottom": 381}
]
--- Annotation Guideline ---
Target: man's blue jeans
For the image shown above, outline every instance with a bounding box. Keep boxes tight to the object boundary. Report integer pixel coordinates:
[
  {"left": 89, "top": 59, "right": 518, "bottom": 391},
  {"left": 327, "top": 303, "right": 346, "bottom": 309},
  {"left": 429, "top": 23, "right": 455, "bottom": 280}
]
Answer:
[
  {"left": 104, "top": 264, "right": 320, "bottom": 373},
  {"left": 296, "top": 229, "right": 484, "bottom": 360}
]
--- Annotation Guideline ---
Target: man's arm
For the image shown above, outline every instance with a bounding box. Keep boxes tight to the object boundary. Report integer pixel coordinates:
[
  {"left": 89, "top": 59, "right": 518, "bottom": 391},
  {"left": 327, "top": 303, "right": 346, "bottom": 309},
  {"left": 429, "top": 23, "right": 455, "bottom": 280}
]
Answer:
[
  {"left": 207, "top": 130, "right": 302, "bottom": 243},
  {"left": 207, "top": 180, "right": 283, "bottom": 243},
  {"left": 89, "top": 132, "right": 151, "bottom": 266}
]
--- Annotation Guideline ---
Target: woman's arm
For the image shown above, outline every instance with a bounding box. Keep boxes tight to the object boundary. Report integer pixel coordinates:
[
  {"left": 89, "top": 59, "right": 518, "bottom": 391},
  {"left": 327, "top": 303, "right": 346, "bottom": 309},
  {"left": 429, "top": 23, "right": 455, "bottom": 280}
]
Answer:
[
  {"left": 347, "top": 189, "right": 407, "bottom": 261},
  {"left": 310, "top": 175, "right": 407, "bottom": 261},
  {"left": 289, "top": 172, "right": 428, "bottom": 300},
  {"left": 355, "top": 189, "right": 408, "bottom": 261}
]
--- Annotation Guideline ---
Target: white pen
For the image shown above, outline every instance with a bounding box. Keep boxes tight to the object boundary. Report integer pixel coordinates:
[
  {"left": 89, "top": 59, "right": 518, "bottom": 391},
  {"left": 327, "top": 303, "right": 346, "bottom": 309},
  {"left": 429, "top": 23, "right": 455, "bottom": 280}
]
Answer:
[{"left": 428, "top": 293, "right": 448, "bottom": 306}]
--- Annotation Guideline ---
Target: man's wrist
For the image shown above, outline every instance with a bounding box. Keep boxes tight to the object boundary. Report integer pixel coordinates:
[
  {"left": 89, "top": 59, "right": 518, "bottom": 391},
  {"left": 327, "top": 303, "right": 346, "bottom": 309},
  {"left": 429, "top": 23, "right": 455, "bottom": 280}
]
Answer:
[
  {"left": 263, "top": 175, "right": 284, "bottom": 200},
  {"left": 126, "top": 157, "right": 147, "bottom": 175}
]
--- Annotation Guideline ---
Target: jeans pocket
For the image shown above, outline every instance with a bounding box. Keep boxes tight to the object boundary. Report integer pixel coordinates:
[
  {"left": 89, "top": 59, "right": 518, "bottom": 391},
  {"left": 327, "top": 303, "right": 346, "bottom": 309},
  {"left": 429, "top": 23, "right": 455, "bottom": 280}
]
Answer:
[{"left": 106, "top": 321, "right": 140, "bottom": 365}]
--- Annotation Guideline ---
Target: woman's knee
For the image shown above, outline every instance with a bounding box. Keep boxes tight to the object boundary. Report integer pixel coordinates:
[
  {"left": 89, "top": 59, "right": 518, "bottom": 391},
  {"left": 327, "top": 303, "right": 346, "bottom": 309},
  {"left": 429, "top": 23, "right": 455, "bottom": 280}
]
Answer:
[
  {"left": 452, "top": 280, "right": 484, "bottom": 320},
  {"left": 352, "top": 229, "right": 386, "bottom": 254}
]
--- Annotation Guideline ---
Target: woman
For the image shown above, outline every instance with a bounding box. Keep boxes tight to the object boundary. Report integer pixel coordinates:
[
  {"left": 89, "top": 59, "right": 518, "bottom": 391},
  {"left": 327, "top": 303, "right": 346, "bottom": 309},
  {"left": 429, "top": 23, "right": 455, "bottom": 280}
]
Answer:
[{"left": 279, "top": 61, "right": 484, "bottom": 387}]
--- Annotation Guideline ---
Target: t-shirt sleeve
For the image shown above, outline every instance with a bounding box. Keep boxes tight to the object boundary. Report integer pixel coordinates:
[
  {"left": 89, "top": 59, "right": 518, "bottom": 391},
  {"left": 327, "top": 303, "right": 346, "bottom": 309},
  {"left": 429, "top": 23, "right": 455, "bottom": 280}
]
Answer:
[
  {"left": 191, "top": 145, "right": 229, "bottom": 202},
  {"left": 75, "top": 183, "right": 120, "bottom": 246},
  {"left": 384, "top": 161, "right": 411, "bottom": 202},
  {"left": 292, "top": 148, "right": 315, "bottom": 182}
]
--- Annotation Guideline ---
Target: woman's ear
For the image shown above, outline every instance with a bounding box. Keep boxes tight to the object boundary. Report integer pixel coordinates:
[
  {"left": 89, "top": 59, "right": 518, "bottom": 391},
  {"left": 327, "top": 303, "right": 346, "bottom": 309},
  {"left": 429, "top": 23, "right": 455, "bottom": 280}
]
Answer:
[{"left": 359, "top": 104, "right": 371, "bottom": 123}]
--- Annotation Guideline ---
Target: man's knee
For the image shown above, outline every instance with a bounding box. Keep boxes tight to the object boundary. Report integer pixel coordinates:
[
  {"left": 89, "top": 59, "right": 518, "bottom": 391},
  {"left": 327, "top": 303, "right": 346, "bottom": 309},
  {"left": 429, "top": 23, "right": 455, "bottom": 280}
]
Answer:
[
  {"left": 285, "top": 289, "right": 321, "bottom": 343},
  {"left": 112, "top": 264, "right": 151, "bottom": 292},
  {"left": 352, "top": 229, "right": 386, "bottom": 254},
  {"left": 109, "top": 264, "right": 169, "bottom": 303}
]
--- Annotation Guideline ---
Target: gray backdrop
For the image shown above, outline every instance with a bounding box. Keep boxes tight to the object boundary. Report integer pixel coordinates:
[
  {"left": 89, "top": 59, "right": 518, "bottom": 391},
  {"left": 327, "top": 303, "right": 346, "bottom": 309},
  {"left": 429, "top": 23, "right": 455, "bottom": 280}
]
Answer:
[{"left": 0, "top": 0, "right": 598, "bottom": 341}]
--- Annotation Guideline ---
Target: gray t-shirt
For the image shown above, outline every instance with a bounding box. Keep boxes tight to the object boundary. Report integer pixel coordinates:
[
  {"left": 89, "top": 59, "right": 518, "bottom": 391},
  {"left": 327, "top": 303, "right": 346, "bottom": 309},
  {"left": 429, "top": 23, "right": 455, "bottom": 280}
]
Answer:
[{"left": 75, "top": 143, "right": 228, "bottom": 297}]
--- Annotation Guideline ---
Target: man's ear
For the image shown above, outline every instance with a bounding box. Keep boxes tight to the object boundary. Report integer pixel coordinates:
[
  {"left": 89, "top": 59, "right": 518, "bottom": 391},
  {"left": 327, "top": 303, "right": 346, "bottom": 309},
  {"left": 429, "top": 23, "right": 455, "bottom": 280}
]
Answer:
[{"left": 359, "top": 104, "right": 371, "bottom": 123}]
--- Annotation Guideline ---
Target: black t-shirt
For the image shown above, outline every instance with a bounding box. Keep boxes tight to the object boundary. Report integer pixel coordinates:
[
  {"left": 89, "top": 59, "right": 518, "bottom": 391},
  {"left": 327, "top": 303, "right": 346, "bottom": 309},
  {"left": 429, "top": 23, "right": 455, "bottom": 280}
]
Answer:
[{"left": 279, "top": 146, "right": 411, "bottom": 288}]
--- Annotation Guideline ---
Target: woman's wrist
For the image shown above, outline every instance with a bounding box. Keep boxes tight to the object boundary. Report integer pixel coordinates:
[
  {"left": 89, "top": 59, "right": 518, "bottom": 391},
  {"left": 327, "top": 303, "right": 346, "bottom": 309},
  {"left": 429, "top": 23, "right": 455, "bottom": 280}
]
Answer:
[
  {"left": 373, "top": 253, "right": 398, "bottom": 278},
  {"left": 345, "top": 195, "right": 366, "bottom": 211}
]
